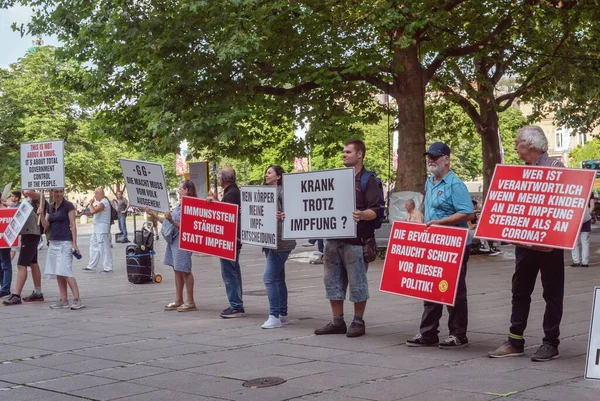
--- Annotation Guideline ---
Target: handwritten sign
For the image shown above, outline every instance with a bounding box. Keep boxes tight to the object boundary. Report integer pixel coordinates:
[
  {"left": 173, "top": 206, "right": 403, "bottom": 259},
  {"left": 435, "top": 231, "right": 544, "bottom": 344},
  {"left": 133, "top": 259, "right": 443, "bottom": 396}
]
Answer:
[
  {"left": 240, "top": 186, "right": 278, "bottom": 249},
  {"left": 2, "top": 201, "right": 34, "bottom": 247},
  {"left": 475, "top": 165, "right": 596, "bottom": 249},
  {"left": 179, "top": 196, "right": 239, "bottom": 261},
  {"left": 120, "top": 159, "right": 169, "bottom": 212},
  {"left": 282, "top": 168, "right": 356, "bottom": 239},
  {"left": 380, "top": 221, "right": 469, "bottom": 306},
  {"left": 0, "top": 209, "right": 17, "bottom": 248},
  {"left": 20, "top": 140, "right": 65, "bottom": 190}
]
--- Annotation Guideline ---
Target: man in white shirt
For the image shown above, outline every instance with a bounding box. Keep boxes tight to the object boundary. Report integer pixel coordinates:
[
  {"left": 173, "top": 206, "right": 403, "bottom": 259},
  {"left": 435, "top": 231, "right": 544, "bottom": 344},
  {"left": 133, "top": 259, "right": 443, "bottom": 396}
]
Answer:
[{"left": 83, "top": 187, "right": 113, "bottom": 273}]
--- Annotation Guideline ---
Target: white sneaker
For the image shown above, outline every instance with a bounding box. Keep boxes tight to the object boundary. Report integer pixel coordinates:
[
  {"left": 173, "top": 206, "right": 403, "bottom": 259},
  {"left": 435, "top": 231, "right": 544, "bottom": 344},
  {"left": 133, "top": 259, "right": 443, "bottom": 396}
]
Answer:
[
  {"left": 280, "top": 316, "right": 290, "bottom": 325},
  {"left": 261, "top": 315, "right": 282, "bottom": 329}
]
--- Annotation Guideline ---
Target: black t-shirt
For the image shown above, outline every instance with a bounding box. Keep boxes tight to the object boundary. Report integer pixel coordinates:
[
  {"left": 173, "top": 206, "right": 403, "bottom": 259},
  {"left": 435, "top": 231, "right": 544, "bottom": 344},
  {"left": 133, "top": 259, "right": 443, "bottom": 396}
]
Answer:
[
  {"left": 48, "top": 200, "right": 75, "bottom": 241},
  {"left": 222, "top": 184, "right": 242, "bottom": 247},
  {"left": 344, "top": 168, "right": 383, "bottom": 245}
]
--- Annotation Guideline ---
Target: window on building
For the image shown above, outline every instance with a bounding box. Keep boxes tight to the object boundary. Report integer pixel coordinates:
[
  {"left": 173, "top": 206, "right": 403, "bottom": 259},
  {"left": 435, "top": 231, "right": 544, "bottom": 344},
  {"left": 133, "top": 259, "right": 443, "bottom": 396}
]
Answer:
[
  {"left": 578, "top": 131, "right": 588, "bottom": 146},
  {"left": 554, "top": 128, "right": 563, "bottom": 150}
]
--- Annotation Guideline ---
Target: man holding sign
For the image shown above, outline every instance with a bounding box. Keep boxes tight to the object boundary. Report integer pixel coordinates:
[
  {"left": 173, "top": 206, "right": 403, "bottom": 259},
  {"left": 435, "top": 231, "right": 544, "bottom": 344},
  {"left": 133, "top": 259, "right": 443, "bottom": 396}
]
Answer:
[
  {"left": 489, "top": 126, "right": 567, "bottom": 362},
  {"left": 314, "top": 139, "right": 383, "bottom": 338},
  {"left": 406, "top": 142, "right": 474, "bottom": 349}
]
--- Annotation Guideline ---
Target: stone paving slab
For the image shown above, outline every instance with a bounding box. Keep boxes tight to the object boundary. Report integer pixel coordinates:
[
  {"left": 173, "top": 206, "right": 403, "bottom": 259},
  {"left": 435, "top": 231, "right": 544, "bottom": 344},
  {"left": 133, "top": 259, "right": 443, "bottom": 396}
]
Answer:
[{"left": 0, "top": 221, "right": 599, "bottom": 400}]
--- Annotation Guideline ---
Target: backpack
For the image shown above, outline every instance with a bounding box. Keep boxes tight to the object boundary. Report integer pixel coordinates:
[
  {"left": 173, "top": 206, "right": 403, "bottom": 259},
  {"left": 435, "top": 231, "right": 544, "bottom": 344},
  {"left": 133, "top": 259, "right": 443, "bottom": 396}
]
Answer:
[
  {"left": 105, "top": 197, "right": 118, "bottom": 224},
  {"left": 360, "top": 171, "right": 385, "bottom": 229}
]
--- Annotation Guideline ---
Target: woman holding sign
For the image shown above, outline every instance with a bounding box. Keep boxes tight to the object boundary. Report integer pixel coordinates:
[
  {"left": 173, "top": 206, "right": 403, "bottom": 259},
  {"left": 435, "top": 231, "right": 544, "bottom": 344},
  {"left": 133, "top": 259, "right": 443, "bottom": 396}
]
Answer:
[
  {"left": 260, "top": 165, "right": 297, "bottom": 329},
  {"left": 146, "top": 180, "right": 197, "bottom": 312},
  {"left": 39, "top": 189, "right": 84, "bottom": 310}
]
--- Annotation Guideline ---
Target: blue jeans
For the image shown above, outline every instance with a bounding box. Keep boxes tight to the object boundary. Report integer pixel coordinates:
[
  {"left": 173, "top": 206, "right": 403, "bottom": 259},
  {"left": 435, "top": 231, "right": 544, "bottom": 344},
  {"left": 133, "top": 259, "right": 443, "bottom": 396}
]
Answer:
[
  {"left": 220, "top": 249, "right": 243, "bottom": 308},
  {"left": 0, "top": 248, "right": 12, "bottom": 294},
  {"left": 118, "top": 214, "right": 128, "bottom": 240},
  {"left": 263, "top": 249, "right": 291, "bottom": 317}
]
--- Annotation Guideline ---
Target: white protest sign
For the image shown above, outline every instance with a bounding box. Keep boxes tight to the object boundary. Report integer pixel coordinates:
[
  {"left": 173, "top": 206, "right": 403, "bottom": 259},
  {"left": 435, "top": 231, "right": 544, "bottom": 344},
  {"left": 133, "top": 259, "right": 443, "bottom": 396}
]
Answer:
[
  {"left": 585, "top": 287, "right": 600, "bottom": 381},
  {"left": 282, "top": 168, "right": 356, "bottom": 240},
  {"left": 20, "top": 140, "right": 65, "bottom": 190},
  {"left": 2, "top": 200, "right": 34, "bottom": 247},
  {"left": 120, "top": 159, "right": 169, "bottom": 212},
  {"left": 1, "top": 182, "right": 12, "bottom": 202},
  {"left": 240, "top": 186, "right": 278, "bottom": 249}
]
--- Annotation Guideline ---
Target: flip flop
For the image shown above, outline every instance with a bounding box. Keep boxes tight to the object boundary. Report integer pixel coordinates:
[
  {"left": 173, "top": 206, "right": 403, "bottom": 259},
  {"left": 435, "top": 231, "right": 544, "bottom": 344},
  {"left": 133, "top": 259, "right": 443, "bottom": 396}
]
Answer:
[
  {"left": 164, "top": 301, "right": 183, "bottom": 311},
  {"left": 177, "top": 303, "right": 197, "bottom": 312}
]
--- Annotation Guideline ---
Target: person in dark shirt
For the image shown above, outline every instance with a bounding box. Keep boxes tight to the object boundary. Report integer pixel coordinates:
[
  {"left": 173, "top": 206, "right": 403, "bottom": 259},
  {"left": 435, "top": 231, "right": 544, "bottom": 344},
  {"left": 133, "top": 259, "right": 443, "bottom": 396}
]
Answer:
[
  {"left": 314, "top": 139, "right": 382, "bottom": 338},
  {"left": 489, "top": 125, "right": 565, "bottom": 362},
  {"left": 39, "top": 188, "right": 83, "bottom": 310},
  {"left": 207, "top": 167, "right": 245, "bottom": 319}
]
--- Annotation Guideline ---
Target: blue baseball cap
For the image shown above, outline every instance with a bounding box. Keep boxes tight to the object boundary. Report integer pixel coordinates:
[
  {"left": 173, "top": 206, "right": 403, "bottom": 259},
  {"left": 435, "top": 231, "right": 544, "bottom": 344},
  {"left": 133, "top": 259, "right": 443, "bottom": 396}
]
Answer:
[{"left": 424, "top": 142, "right": 451, "bottom": 157}]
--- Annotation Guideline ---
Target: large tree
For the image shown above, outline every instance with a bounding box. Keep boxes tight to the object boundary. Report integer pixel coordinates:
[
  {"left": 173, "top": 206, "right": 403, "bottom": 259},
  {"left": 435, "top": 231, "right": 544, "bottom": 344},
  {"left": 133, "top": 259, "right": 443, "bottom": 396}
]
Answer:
[{"left": 4, "top": 0, "right": 554, "bottom": 193}]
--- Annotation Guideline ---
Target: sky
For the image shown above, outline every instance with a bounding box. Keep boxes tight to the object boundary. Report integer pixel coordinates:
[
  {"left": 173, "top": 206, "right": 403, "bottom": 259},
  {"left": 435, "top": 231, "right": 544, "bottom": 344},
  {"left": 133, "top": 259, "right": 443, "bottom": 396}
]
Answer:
[{"left": 0, "top": 6, "right": 59, "bottom": 68}]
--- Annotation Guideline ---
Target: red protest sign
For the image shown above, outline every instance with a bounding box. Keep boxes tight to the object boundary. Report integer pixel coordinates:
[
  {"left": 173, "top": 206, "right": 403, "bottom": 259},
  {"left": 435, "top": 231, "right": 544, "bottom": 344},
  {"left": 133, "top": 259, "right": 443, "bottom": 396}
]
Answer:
[
  {"left": 475, "top": 165, "right": 596, "bottom": 249},
  {"left": 379, "top": 221, "right": 469, "bottom": 306},
  {"left": 178, "top": 196, "right": 239, "bottom": 261},
  {"left": 0, "top": 209, "right": 17, "bottom": 249}
]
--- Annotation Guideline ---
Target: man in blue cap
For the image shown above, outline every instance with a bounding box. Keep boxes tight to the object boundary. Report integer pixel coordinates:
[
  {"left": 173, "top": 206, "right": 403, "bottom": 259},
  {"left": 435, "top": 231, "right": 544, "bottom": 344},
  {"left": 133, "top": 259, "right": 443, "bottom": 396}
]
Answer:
[{"left": 406, "top": 142, "right": 474, "bottom": 349}]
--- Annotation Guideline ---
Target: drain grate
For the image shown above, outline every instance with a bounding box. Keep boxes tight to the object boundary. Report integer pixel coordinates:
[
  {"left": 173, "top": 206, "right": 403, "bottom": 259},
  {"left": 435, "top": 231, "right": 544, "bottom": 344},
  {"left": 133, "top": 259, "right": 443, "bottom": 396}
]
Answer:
[{"left": 243, "top": 377, "right": 286, "bottom": 388}]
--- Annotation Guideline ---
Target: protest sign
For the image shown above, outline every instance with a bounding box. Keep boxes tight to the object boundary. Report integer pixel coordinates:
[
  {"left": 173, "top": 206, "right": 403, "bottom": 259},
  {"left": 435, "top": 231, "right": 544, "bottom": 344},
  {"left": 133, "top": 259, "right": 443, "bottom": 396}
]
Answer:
[
  {"left": 475, "top": 165, "right": 596, "bottom": 249},
  {"left": 20, "top": 140, "right": 65, "bottom": 190},
  {"left": 179, "top": 196, "right": 238, "bottom": 261},
  {"left": 379, "top": 221, "right": 469, "bottom": 306},
  {"left": 0, "top": 209, "right": 17, "bottom": 248},
  {"left": 282, "top": 168, "right": 356, "bottom": 240},
  {"left": 240, "top": 186, "right": 278, "bottom": 249},
  {"left": 1, "top": 183, "right": 12, "bottom": 202},
  {"left": 585, "top": 287, "right": 600, "bottom": 381},
  {"left": 189, "top": 161, "right": 210, "bottom": 197},
  {"left": 120, "top": 159, "right": 169, "bottom": 212},
  {"left": 2, "top": 201, "right": 34, "bottom": 247}
]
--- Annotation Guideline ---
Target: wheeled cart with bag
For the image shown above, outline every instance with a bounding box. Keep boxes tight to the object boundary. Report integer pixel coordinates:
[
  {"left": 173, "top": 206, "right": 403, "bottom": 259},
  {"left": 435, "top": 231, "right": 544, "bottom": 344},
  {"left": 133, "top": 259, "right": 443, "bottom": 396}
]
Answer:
[{"left": 126, "top": 221, "right": 162, "bottom": 284}]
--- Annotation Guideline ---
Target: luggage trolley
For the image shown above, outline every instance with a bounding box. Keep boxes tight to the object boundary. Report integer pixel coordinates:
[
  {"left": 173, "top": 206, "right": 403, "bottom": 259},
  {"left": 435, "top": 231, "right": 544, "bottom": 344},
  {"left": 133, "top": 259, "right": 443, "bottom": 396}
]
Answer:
[{"left": 126, "top": 220, "right": 162, "bottom": 284}]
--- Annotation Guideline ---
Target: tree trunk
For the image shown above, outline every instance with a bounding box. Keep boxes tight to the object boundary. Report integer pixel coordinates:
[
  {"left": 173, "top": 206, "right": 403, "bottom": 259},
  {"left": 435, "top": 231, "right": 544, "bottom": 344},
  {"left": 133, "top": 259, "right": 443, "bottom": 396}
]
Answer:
[
  {"left": 479, "top": 108, "right": 502, "bottom": 199},
  {"left": 393, "top": 45, "right": 427, "bottom": 193}
]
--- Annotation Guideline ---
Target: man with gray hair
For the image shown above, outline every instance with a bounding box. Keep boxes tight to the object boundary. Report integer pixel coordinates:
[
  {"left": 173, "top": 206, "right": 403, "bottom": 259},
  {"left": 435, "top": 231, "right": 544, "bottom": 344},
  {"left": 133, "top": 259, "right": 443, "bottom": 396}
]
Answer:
[
  {"left": 207, "top": 167, "right": 245, "bottom": 318},
  {"left": 489, "top": 125, "right": 565, "bottom": 362}
]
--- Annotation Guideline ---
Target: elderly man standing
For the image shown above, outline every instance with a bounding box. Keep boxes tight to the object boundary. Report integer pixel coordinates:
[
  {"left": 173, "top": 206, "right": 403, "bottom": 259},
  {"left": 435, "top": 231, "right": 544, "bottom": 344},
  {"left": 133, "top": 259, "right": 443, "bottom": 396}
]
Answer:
[
  {"left": 489, "top": 126, "right": 565, "bottom": 362},
  {"left": 406, "top": 142, "right": 474, "bottom": 349},
  {"left": 83, "top": 187, "right": 113, "bottom": 273},
  {"left": 405, "top": 199, "right": 424, "bottom": 223},
  {"left": 208, "top": 167, "right": 245, "bottom": 318}
]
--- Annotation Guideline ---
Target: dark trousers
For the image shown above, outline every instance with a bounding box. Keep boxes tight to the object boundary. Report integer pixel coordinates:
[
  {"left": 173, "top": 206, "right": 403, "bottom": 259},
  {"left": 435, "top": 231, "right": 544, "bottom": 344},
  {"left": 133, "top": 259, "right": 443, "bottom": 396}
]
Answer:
[
  {"left": 0, "top": 248, "right": 12, "bottom": 294},
  {"left": 420, "top": 246, "right": 470, "bottom": 341},
  {"left": 509, "top": 247, "right": 564, "bottom": 347}
]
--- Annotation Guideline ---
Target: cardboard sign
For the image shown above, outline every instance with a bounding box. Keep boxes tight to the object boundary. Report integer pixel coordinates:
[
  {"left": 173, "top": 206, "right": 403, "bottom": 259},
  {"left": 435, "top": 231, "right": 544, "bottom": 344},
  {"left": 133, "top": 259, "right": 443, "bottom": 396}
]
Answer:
[
  {"left": 20, "top": 140, "right": 65, "bottom": 190},
  {"left": 282, "top": 168, "right": 356, "bottom": 240},
  {"left": 475, "top": 165, "right": 596, "bottom": 249},
  {"left": 2, "top": 201, "right": 34, "bottom": 247},
  {"left": 240, "top": 186, "right": 278, "bottom": 249},
  {"left": 179, "top": 196, "right": 238, "bottom": 261},
  {"left": 189, "top": 162, "right": 210, "bottom": 197},
  {"left": 585, "top": 287, "right": 600, "bottom": 381},
  {"left": 0, "top": 209, "right": 18, "bottom": 248},
  {"left": 379, "top": 221, "right": 469, "bottom": 306},
  {"left": 120, "top": 159, "right": 170, "bottom": 212}
]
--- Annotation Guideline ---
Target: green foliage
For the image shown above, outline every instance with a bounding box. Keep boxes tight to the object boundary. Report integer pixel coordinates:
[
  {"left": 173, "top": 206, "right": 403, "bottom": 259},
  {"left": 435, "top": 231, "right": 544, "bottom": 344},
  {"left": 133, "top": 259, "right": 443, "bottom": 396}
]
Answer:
[
  {"left": 426, "top": 101, "right": 526, "bottom": 181},
  {"left": 568, "top": 139, "right": 600, "bottom": 168},
  {"left": 0, "top": 46, "right": 180, "bottom": 193}
]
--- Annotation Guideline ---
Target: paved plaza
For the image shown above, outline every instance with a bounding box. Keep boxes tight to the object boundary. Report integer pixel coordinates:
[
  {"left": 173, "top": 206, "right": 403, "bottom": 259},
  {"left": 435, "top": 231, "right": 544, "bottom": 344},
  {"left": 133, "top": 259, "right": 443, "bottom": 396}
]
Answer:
[{"left": 1, "top": 221, "right": 599, "bottom": 401}]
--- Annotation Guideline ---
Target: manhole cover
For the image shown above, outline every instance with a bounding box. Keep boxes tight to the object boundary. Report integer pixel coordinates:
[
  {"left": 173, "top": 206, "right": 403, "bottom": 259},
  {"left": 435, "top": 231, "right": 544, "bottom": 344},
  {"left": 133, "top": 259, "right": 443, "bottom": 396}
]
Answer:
[{"left": 243, "top": 377, "right": 286, "bottom": 388}]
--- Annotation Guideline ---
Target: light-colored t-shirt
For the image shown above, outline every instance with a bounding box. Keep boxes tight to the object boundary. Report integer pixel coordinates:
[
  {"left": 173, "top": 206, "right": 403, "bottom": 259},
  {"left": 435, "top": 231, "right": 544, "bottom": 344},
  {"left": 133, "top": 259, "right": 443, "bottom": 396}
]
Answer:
[{"left": 93, "top": 198, "right": 111, "bottom": 234}]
